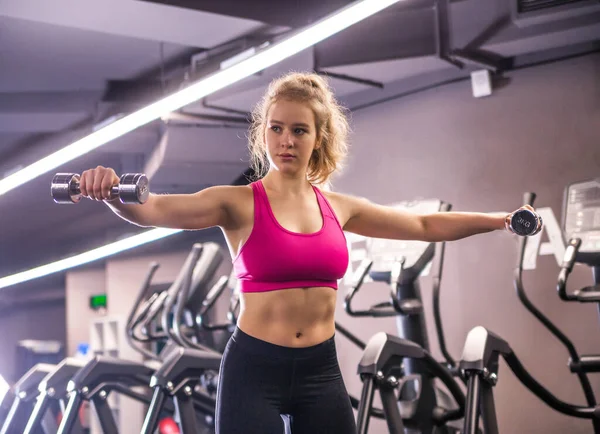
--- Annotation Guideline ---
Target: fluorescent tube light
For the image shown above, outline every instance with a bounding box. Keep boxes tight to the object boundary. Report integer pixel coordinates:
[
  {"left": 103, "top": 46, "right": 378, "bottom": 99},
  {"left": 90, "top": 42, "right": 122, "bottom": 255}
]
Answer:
[
  {"left": 0, "top": 0, "right": 401, "bottom": 196},
  {"left": 0, "top": 375, "right": 8, "bottom": 403},
  {"left": 0, "top": 0, "right": 403, "bottom": 288},
  {"left": 0, "top": 228, "right": 182, "bottom": 289}
]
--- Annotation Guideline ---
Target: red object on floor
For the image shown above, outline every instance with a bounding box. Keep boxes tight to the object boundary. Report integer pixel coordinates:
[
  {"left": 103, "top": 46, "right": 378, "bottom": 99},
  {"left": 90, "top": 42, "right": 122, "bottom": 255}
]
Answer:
[{"left": 158, "top": 417, "right": 180, "bottom": 434}]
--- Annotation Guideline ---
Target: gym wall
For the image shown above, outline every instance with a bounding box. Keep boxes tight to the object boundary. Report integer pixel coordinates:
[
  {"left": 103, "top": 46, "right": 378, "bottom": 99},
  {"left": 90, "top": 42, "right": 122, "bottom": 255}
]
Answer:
[
  {"left": 0, "top": 298, "right": 66, "bottom": 382},
  {"left": 334, "top": 52, "right": 600, "bottom": 434},
  {"left": 66, "top": 268, "right": 106, "bottom": 356}
]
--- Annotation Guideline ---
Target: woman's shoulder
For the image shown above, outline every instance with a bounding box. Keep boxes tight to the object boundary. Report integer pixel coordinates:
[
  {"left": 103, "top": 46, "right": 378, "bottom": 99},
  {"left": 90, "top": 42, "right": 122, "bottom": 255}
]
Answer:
[
  {"left": 319, "top": 189, "right": 367, "bottom": 227},
  {"left": 320, "top": 188, "right": 364, "bottom": 206},
  {"left": 222, "top": 183, "right": 255, "bottom": 204}
]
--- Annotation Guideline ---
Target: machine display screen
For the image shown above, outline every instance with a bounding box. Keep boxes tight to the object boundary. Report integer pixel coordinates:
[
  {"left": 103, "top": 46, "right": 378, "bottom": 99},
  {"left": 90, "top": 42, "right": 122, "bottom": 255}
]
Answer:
[{"left": 563, "top": 179, "right": 600, "bottom": 253}]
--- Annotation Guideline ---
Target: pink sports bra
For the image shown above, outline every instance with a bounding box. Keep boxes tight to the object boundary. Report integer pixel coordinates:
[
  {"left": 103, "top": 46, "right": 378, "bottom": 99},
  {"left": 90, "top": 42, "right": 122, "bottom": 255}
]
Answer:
[{"left": 232, "top": 180, "right": 349, "bottom": 293}]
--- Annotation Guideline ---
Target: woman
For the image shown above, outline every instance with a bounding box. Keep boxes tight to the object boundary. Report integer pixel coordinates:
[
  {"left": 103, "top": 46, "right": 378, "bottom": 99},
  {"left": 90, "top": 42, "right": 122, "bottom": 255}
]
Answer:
[{"left": 79, "top": 72, "right": 530, "bottom": 433}]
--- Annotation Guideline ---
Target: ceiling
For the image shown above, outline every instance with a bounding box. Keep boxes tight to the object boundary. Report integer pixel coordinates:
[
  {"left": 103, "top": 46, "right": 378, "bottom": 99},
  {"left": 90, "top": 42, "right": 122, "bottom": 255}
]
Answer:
[{"left": 0, "top": 0, "right": 599, "bottom": 299}]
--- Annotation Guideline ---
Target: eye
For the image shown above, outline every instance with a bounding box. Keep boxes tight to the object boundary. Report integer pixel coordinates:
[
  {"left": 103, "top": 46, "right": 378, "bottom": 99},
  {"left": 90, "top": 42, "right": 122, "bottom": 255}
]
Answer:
[
  {"left": 270, "top": 125, "right": 281, "bottom": 132},
  {"left": 294, "top": 128, "right": 307, "bottom": 135}
]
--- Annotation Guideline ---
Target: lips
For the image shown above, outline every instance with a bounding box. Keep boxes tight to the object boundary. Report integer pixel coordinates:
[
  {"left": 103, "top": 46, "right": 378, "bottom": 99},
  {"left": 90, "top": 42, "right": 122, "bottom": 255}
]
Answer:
[{"left": 278, "top": 154, "right": 295, "bottom": 158}]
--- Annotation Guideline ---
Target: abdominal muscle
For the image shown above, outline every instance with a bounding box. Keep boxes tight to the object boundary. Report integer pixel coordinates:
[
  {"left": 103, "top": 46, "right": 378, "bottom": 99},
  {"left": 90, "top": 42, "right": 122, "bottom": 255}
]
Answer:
[{"left": 237, "top": 286, "right": 337, "bottom": 348}]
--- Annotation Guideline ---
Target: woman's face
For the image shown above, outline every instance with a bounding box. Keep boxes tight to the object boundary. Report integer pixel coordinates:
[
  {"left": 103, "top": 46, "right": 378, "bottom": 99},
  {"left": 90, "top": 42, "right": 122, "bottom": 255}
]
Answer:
[{"left": 264, "top": 99, "right": 319, "bottom": 177}]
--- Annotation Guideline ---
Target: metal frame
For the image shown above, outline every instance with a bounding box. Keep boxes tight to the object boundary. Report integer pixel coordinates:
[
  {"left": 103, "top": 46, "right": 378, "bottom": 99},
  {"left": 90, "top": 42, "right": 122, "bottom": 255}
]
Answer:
[
  {"left": 24, "top": 393, "right": 52, "bottom": 434},
  {"left": 459, "top": 325, "right": 600, "bottom": 434},
  {"left": 92, "top": 393, "right": 119, "bottom": 434},
  {"left": 0, "top": 365, "right": 54, "bottom": 434},
  {"left": 173, "top": 386, "right": 199, "bottom": 433},
  {"left": 57, "top": 392, "right": 84, "bottom": 434},
  {"left": 141, "top": 347, "right": 220, "bottom": 434},
  {"left": 356, "top": 332, "right": 465, "bottom": 434}
]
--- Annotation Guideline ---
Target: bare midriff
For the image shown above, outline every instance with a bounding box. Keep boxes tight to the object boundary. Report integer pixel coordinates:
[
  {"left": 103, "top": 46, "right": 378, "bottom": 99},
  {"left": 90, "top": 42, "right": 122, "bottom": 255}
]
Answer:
[{"left": 237, "top": 286, "right": 337, "bottom": 347}]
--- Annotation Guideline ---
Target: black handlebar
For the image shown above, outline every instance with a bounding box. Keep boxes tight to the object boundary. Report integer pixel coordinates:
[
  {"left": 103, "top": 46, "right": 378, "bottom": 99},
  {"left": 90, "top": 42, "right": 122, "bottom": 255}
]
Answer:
[
  {"left": 558, "top": 238, "right": 582, "bottom": 301},
  {"left": 126, "top": 262, "right": 161, "bottom": 359},
  {"left": 172, "top": 244, "right": 221, "bottom": 354},
  {"left": 523, "top": 192, "right": 536, "bottom": 207},
  {"left": 345, "top": 259, "right": 398, "bottom": 317},
  {"left": 162, "top": 244, "right": 203, "bottom": 348},
  {"left": 140, "top": 292, "right": 170, "bottom": 340},
  {"left": 557, "top": 238, "right": 600, "bottom": 302},
  {"left": 197, "top": 276, "right": 236, "bottom": 332},
  {"left": 431, "top": 202, "right": 456, "bottom": 370},
  {"left": 130, "top": 293, "right": 163, "bottom": 342},
  {"left": 503, "top": 351, "right": 600, "bottom": 419}
]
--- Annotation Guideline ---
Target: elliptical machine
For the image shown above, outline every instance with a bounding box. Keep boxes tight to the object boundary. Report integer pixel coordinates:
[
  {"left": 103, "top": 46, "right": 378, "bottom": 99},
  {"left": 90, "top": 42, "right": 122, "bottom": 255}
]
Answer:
[
  {"left": 54, "top": 242, "right": 226, "bottom": 434},
  {"left": 345, "top": 199, "right": 467, "bottom": 434},
  {"left": 459, "top": 187, "right": 600, "bottom": 434}
]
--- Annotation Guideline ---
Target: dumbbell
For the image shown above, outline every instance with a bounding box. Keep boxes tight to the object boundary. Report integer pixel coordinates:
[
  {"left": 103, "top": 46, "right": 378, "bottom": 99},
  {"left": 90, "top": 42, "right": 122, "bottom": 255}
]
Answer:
[
  {"left": 51, "top": 173, "right": 150, "bottom": 204},
  {"left": 507, "top": 208, "right": 543, "bottom": 236}
]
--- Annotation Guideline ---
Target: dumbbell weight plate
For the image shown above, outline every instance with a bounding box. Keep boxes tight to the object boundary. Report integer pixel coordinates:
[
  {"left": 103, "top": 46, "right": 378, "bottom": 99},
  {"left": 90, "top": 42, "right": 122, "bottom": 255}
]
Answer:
[
  {"left": 510, "top": 209, "right": 543, "bottom": 236},
  {"left": 119, "top": 173, "right": 149, "bottom": 204},
  {"left": 51, "top": 173, "right": 82, "bottom": 204}
]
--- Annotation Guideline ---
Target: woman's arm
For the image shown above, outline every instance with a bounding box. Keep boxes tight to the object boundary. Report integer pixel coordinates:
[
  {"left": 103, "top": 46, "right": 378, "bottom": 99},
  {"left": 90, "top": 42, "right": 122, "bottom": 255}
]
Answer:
[
  {"left": 340, "top": 194, "right": 507, "bottom": 242},
  {"left": 106, "top": 185, "right": 239, "bottom": 230},
  {"left": 79, "top": 165, "right": 239, "bottom": 230}
]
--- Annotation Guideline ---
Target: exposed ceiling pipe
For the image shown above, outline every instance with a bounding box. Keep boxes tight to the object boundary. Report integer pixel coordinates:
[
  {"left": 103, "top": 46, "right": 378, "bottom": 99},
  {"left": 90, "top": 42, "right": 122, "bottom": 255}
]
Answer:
[
  {"left": 162, "top": 111, "right": 249, "bottom": 126},
  {"left": 433, "top": 0, "right": 508, "bottom": 73}
]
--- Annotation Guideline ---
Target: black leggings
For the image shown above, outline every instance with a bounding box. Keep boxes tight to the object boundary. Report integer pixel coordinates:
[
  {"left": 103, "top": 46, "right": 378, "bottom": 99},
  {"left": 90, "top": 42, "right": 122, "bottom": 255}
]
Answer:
[{"left": 215, "top": 327, "right": 357, "bottom": 434}]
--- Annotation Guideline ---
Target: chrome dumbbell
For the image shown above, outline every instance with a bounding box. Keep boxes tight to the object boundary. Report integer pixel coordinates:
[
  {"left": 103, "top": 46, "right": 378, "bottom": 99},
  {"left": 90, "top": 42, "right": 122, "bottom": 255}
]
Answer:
[
  {"left": 51, "top": 173, "right": 150, "bottom": 204},
  {"left": 507, "top": 208, "right": 543, "bottom": 236}
]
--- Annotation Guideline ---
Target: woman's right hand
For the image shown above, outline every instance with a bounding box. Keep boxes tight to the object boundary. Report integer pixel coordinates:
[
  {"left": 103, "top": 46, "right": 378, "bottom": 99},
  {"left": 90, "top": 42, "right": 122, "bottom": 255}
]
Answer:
[{"left": 79, "top": 166, "right": 121, "bottom": 201}]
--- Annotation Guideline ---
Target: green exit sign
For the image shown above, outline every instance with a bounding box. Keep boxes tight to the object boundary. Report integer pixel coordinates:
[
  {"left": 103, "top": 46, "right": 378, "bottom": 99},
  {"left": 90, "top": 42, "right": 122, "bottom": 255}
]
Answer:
[{"left": 89, "top": 294, "right": 107, "bottom": 310}]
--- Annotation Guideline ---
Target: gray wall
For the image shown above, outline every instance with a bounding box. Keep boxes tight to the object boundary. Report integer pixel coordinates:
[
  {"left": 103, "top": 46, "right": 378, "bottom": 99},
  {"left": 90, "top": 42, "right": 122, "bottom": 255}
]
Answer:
[
  {"left": 333, "top": 52, "right": 600, "bottom": 433},
  {"left": 66, "top": 268, "right": 106, "bottom": 356},
  {"left": 0, "top": 300, "right": 66, "bottom": 382}
]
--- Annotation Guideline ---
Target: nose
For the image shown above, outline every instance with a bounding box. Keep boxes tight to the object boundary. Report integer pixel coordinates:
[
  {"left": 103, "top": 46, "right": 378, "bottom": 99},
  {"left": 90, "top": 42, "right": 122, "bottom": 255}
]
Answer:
[{"left": 281, "top": 131, "right": 294, "bottom": 147}]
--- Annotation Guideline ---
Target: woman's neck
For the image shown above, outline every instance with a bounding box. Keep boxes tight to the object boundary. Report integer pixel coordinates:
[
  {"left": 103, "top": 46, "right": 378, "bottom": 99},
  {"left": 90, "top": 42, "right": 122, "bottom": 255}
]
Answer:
[{"left": 261, "top": 171, "right": 312, "bottom": 196}]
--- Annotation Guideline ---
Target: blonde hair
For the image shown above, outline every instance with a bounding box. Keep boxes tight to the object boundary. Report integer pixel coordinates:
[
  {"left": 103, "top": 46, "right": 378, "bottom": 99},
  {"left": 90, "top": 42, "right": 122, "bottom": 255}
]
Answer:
[{"left": 248, "top": 72, "right": 350, "bottom": 185}]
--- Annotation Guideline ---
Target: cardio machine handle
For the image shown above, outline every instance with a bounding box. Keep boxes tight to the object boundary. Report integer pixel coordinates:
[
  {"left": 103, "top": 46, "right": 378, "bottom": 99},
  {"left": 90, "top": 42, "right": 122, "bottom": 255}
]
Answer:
[
  {"left": 558, "top": 238, "right": 581, "bottom": 301},
  {"left": 126, "top": 262, "right": 163, "bottom": 359},
  {"left": 515, "top": 193, "right": 598, "bottom": 410},
  {"left": 197, "top": 275, "right": 236, "bottom": 331},
  {"left": 130, "top": 293, "right": 162, "bottom": 342},
  {"left": 344, "top": 259, "right": 397, "bottom": 317},
  {"left": 558, "top": 238, "right": 600, "bottom": 302},
  {"left": 503, "top": 351, "right": 600, "bottom": 419},
  {"left": 162, "top": 244, "right": 204, "bottom": 347},
  {"left": 172, "top": 245, "right": 221, "bottom": 353},
  {"left": 515, "top": 192, "right": 537, "bottom": 269},
  {"left": 126, "top": 262, "right": 159, "bottom": 336},
  {"left": 199, "top": 276, "right": 230, "bottom": 316},
  {"left": 523, "top": 192, "right": 536, "bottom": 207}
]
